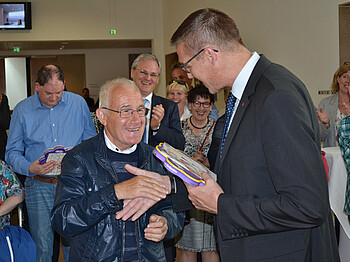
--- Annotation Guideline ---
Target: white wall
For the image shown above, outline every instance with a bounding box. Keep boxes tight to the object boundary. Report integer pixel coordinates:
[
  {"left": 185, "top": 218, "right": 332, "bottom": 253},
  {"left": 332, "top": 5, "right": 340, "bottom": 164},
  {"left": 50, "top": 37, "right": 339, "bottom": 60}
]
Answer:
[{"left": 5, "top": 57, "right": 27, "bottom": 109}]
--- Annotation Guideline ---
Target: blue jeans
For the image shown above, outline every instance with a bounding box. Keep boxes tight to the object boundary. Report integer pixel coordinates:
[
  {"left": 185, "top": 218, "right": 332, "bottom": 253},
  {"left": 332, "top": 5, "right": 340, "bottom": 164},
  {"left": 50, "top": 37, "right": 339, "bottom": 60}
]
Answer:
[{"left": 25, "top": 178, "right": 70, "bottom": 262}]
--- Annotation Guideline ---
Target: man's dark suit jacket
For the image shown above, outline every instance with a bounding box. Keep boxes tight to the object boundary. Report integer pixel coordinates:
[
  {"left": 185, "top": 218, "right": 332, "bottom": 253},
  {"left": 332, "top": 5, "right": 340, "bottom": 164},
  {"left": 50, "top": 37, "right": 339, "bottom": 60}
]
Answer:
[
  {"left": 148, "top": 94, "right": 185, "bottom": 150},
  {"left": 213, "top": 56, "right": 339, "bottom": 261}
]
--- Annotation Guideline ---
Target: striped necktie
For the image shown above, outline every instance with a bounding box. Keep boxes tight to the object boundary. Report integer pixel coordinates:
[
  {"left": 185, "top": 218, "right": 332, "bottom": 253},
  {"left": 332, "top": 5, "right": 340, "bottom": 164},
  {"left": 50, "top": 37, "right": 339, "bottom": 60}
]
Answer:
[{"left": 219, "top": 92, "right": 237, "bottom": 159}]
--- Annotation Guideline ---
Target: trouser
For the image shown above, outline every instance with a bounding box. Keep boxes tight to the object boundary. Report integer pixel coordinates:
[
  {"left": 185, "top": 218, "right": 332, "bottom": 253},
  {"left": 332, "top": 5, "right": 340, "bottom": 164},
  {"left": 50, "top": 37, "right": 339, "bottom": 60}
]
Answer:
[{"left": 25, "top": 178, "right": 69, "bottom": 262}]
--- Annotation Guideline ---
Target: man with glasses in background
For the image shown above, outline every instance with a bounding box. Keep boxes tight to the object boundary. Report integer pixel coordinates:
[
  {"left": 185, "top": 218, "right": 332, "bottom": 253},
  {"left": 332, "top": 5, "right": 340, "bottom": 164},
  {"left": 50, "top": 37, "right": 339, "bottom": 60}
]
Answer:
[
  {"left": 130, "top": 53, "right": 185, "bottom": 151},
  {"left": 51, "top": 78, "right": 184, "bottom": 262}
]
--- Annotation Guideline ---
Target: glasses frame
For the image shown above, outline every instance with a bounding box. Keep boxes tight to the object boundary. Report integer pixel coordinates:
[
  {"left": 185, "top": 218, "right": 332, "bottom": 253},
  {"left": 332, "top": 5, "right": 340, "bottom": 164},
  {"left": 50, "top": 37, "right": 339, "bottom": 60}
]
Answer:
[
  {"left": 134, "top": 68, "right": 160, "bottom": 78},
  {"left": 102, "top": 107, "right": 149, "bottom": 118},
  {"left": 180, "top": 48, "right": 219, "bottom": 73},
  {"left": 191, "top": 101, "right": 212, "bottom": 108}
]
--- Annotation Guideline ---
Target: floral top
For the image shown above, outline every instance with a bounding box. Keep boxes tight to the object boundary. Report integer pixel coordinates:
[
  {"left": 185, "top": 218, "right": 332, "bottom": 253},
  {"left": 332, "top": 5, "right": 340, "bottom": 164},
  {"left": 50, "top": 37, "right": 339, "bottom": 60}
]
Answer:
[
  {"left": 0, "top": 160, "right": 24, "bottom": 229},
  {"left": 182, "top": 118, "right": 216, "bottom": 158},
  {"left": 335, "top": 108, "right": 347, "bottom": 143}
]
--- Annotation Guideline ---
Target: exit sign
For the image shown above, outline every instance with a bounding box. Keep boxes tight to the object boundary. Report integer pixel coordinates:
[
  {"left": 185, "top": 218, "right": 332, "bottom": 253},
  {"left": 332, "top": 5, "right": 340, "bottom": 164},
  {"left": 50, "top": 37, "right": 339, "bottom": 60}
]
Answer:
[
  {"left": 13, "top": 47, "right": 20, "bottom": 52},
  {"left": 109, "top": 29, "right": 117, "bottom": 35}
]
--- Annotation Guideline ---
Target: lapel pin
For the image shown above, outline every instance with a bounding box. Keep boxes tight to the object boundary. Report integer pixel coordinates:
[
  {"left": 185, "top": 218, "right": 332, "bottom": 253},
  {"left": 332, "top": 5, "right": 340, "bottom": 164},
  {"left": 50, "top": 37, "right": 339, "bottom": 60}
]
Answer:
[{"left": 242, "top": 102, "right": 244, "bottom": 107}]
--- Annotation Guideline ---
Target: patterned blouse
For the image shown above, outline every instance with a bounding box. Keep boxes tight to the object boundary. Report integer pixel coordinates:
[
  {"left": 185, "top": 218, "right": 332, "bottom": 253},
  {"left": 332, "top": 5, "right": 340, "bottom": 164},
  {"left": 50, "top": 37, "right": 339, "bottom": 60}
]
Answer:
[
  {"left": 182, "top": 118, "right": 216, "bottom": 158},
  {"left": 0, "top": 160, "right": 24, "bottom": 229},
  {"left": 338, "top": 115, "right": 350, "bottom": 216}
]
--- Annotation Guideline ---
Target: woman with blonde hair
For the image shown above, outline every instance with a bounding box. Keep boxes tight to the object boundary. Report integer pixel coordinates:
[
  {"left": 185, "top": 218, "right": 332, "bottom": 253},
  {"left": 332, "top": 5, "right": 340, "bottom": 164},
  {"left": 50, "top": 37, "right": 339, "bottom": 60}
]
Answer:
[{"left": 166, "top": 80, "right": 191, "bottom": 121}]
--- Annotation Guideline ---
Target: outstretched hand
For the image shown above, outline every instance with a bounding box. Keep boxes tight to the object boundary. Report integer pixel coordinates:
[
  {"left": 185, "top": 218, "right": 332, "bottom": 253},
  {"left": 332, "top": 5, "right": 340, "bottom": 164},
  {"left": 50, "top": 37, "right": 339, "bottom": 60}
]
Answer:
[{"left": 114, "top": 164, "right": 171, "bottom": 221}]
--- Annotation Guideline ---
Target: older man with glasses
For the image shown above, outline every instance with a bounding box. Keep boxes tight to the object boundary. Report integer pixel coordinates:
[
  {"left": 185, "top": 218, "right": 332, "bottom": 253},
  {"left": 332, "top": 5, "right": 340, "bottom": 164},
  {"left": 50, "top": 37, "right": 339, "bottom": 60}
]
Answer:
[
  {"left": 51, "top": 78, "right": 185, "bottom": 262},
  {"left": 130, "top": 53, "right": 185, "bottom": 151}
]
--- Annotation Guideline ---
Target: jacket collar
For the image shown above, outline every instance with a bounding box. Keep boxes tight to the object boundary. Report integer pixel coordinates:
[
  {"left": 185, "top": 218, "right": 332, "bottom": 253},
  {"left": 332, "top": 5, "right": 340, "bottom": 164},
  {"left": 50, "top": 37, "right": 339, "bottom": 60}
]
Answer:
[{"left": 217, "top": 55, "right": 272, "bottom": 170}]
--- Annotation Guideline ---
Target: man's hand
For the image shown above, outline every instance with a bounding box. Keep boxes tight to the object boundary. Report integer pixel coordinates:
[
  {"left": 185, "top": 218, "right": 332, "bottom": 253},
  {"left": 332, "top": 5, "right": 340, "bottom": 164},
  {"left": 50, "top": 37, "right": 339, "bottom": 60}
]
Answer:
[
  {"left": 185, "top": 171, "right": 223, "bottom": 214},
  {"left": 114, "top": 174, "right": 168, "bottom": 201},
  {"left": 114, "top": 164, "right": 171, "bottom": 221},
  {"left": 116, "top": 198, "right": 157, "bottom": 221},
  {"left": 124, "top": 164, "right": 171, "bottom": 192},
  {"left": 150, "top": 104, "right": 164, "bottom": 131},
  {"left": 144, "top": 214, "right": 168, "bottom": 242},
  {"left": 29, "top": 159, "right": 57, "bottom": 175}
]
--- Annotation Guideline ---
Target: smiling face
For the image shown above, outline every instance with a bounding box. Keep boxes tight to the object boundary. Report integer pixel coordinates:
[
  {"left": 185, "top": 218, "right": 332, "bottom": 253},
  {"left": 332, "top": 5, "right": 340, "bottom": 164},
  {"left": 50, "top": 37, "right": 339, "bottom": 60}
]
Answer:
[
  {"left": 131, "top": 59, "right": 160, "bottom": 97},
  {"left": 99, "top": 86, "right": 145, "bottom": 150},
  {"left": 337, "top": 70, "right": 350, "bottom": 93},
  {"left": 35, "top": 75, "right": 64, "bottom": 108},
  {"left": 167, "top": 87, "right": 187, "bottom": 108},
  {"left": 189, "top": 95, "right": 212, "bottom": 122}
]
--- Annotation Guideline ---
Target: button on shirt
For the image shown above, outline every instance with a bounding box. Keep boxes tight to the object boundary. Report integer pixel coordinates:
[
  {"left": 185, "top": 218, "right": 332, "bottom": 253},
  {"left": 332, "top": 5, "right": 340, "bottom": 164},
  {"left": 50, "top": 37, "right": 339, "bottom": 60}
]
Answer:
[{"left": 5, "top": 91, "right": 97, "bottom": 176}]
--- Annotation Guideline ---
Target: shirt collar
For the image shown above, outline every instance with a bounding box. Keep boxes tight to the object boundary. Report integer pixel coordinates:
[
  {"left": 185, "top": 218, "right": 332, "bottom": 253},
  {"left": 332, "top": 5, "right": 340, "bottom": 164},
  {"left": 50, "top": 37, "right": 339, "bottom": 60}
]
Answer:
[
  {"left": 103, "top": 129, "right": 137, "bottom": 154},
  {"left": 143, "top": 93, "right": 153, "bottom": 108},
  {"left": 231, "top": 52, "right": 260, "bottom": 100}
]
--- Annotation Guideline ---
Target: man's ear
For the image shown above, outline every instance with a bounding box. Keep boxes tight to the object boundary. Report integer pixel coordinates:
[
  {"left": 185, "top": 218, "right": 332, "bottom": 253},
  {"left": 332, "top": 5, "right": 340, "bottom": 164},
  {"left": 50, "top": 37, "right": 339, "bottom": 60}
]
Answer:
[
  {"left": 130, "top": 69, "right": 135, "bottom": 80},
  {"left": 96, "top": 108, "right": 107, "bottom": 126},
  {"left": 204, "top": 48, "right": 218, "bottom": 64},
  {"left": 34, "top": 82, "right": 40, "bottom": 92}
]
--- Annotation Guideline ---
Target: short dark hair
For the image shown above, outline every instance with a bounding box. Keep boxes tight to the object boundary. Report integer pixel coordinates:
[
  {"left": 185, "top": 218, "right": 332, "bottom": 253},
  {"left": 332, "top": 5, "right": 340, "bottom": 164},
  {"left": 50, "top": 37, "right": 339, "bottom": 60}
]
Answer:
[
  {"left": 83, "top": 87, "right": 89, "bottom": 92},
  {"left": 36, "top": 65, "right": 64, "bottom": 86},
  {"left": 187, "top": 85, "right": 214, "bottom": 104},
  {"left": 171, "top": 8, "right": 243, "bottom": 56},
  {"left": 170, "top": 62, "right": 183, "bottom": 73}
]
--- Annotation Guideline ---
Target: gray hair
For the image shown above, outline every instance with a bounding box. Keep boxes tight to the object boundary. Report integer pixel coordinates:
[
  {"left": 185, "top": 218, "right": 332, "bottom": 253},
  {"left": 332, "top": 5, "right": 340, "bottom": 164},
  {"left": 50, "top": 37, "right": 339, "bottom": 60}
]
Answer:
[
  {"left": 131, "top": 53, "right": 161, "bottom": 75},
  {"left": 99, "top": 78, "right": 140, "bottom": 108}
]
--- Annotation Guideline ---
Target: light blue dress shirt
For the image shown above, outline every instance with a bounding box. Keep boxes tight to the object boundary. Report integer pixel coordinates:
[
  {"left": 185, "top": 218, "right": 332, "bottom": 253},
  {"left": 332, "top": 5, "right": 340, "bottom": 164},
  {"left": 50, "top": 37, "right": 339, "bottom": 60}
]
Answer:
[{"left": 5, "top": 91, "right": 97, "bottom": 176}]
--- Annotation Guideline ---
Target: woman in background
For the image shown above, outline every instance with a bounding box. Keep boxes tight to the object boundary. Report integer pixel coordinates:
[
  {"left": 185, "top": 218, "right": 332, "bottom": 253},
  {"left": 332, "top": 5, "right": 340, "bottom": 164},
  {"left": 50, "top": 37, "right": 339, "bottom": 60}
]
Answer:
[
  {"left": 316, "top": 64, "right": 350, "bottom": 147},
  {"left": 166, "top": 80, "right": 191, "bottom": 121},
  {"left": 175, "top": 85, "right": 219, "bottom": 262}
]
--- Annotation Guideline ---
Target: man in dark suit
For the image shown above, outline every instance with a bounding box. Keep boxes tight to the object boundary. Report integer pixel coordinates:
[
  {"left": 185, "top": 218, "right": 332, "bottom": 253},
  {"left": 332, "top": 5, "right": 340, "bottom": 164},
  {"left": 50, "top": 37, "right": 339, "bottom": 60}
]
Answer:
[
  {"left": 130, "top": 53, "right": 185, "bottom": 150},
  {"left": 170, "top": 8, "right": 340, "bottom": 261}
]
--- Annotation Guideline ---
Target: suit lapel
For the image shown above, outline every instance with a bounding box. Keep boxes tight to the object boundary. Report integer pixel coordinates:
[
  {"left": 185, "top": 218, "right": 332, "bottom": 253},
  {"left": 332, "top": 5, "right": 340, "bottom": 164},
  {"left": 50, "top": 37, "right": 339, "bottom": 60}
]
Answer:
[{"left": 218, "top": 55, "right": 271, "bottom": 171}]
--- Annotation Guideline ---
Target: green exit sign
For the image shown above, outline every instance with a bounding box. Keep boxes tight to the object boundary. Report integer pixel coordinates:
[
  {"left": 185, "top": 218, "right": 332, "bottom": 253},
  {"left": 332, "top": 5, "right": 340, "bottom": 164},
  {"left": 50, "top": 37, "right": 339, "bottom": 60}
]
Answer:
[
  {"left": 109, "top": 29, "right": 117, "bottom": 35},
  {"left": 13, "top": 47, "right": 20, "bottom": 52}
]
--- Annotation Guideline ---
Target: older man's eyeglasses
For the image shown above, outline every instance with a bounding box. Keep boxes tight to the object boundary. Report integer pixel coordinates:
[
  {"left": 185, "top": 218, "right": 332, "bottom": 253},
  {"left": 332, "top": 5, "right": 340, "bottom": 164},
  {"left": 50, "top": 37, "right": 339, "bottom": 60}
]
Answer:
[
  {"left": 192, "top": 101, "right": 211, "bottom": 108},
  {"left": 135, "top": 68, "right": 159, "bottom": 78},
  {"left": 102, "top": 107, "right": 149, "bottom": 118},
  {"left": 181, "top": 48, "right": 219, "bottom": 73}
]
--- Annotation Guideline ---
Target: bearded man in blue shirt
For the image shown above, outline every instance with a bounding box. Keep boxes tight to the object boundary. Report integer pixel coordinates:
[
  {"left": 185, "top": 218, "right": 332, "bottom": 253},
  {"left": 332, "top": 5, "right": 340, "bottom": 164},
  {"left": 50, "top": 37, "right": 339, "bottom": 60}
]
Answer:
[{"left": 5, "top": 64, "right": 96, "bottom": 262}]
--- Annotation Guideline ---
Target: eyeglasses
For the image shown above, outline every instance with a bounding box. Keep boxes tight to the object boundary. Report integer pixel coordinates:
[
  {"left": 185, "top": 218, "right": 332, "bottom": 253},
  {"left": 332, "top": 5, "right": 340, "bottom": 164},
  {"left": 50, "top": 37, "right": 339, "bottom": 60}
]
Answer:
[
  {"left": 102, "top": 107, "right": 149, "bottom": 118},
  {"left": 192, "top": 101, "right": 211, "bottom": 108},
  {"left": 135, "top": 68, "right": 159, "bottom": 78},
  {"left": 180, "top": 48, "right": 219, "bottom": 73},
  {"left": 344, "top": 62, "right": 350, "bottom": 65}
]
